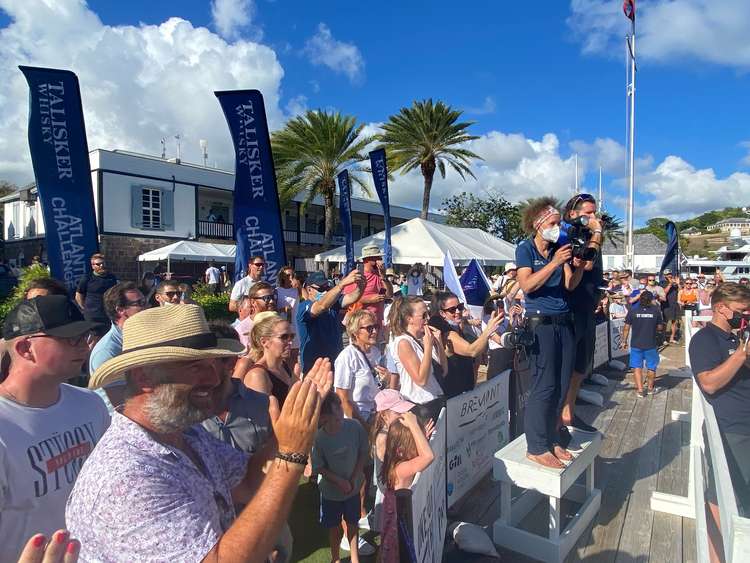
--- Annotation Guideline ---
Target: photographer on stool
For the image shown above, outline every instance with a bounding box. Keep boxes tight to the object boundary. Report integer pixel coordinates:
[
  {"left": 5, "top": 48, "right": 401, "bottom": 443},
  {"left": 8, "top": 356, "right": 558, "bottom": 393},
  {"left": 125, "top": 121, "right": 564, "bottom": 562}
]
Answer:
[
  {"left": 559, "top": 194, "right": 606, "bottom": 445},
  {"left": 515, "top": 198, "right": 586, "bottom": 468}
]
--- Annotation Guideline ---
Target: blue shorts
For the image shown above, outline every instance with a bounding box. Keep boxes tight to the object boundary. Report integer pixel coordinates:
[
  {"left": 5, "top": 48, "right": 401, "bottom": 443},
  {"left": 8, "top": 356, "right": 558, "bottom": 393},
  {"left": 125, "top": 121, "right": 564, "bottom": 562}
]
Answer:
[
  {"left": 630, "top": 347, "right": 659, "bottom": 371},
  {"left": 320, "top": 492, "right": 361, "bottom": 528}
]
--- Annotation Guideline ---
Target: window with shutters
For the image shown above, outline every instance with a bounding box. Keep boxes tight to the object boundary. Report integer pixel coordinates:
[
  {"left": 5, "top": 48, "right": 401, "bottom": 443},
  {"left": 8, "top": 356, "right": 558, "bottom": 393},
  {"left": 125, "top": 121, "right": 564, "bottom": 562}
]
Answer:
[{"left": 141, "top": 188, "right": 162, "bottom": 229}]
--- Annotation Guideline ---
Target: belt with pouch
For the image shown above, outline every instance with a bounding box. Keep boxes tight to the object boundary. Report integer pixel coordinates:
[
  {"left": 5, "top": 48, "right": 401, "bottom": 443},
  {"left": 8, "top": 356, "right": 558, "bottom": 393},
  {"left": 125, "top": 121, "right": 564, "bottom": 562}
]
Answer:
[{"left": 526, "top": 312, "right": 574, "bottom": 327}]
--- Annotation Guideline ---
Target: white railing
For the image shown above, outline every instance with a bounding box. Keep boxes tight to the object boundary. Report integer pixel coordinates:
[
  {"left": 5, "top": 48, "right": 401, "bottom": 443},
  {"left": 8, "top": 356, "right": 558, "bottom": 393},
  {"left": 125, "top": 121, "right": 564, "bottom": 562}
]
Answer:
[{"left": 666, "top": 313, "right": 750, "bottom": 561}]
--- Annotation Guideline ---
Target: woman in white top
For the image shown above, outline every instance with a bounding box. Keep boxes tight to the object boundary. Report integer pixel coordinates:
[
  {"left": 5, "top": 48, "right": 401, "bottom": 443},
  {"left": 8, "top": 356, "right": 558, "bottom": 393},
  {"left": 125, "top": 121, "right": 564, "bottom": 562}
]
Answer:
[
  {"left": 334, "top": 310, "right": 388, "bottom": 427},
  {"left": 389, "top": 296, "right": 447, "bottom": 405}
]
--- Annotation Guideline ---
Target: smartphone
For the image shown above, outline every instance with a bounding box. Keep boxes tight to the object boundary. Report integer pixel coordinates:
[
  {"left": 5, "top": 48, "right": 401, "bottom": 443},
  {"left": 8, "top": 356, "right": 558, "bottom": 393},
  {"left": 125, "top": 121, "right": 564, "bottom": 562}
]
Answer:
[{"left": 357, "top": 263, "right": 364, "bottom": 276}]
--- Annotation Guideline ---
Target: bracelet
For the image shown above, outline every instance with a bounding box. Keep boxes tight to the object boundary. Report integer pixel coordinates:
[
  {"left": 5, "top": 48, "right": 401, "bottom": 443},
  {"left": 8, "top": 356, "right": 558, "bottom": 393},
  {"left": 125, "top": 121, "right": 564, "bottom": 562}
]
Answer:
[
  {"left": 275, "top": 451, "right": 309, "bottom": 465},
  {"left": 593, "top": 229, "right": 603, "bottom": 235}
]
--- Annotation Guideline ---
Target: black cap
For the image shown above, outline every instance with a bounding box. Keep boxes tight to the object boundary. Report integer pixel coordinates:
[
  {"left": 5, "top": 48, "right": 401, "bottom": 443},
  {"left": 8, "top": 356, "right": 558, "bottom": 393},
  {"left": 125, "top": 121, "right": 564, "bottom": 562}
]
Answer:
[
  {"left": 3, "top": 295, "right": 101, "bottom": 340},
  {"left": 303, "top": 271, "right": 331, "bottom": 290}
]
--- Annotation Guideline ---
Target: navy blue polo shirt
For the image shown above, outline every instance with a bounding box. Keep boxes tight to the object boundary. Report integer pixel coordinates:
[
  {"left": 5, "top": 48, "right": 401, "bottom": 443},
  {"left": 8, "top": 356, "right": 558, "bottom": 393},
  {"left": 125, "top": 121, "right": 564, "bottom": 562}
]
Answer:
[
  {"left": 689, "top": 322, "right": 750, "bottom": 435},
  {"left": 515, "top": 239, "right": 568, "bottom": 315},
  {"left": 297, "top": 297, "right": 344, "bottom": 373},
  {"left": 625, "top": 303, "right": 663, "bottom": 349},
  {"left": 568, "top": 254, "right": 603, "bottom": 313}
]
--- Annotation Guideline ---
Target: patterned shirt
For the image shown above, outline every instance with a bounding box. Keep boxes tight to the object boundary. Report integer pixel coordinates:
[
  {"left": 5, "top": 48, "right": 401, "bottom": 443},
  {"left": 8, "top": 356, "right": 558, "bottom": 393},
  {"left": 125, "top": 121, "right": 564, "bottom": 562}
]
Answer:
[{"left": 66, "top": 412, "right": 248, "bottom": 562}]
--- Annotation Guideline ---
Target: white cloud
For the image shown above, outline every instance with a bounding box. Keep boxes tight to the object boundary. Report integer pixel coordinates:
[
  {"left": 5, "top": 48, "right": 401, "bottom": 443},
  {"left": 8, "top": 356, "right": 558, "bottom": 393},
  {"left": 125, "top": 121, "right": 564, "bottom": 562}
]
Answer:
[
  {"left": 285, "top": 94, "right": 308, "bottom": 117},
  {"left": 303, "top": 23, "right": 364, "bottom": 83},
  {"left": 0, "top": 0, "right": 285, "bottom": 186},
  {"left": 635, "top": 156, "right": 750, "bottom": 219},
  {"left": 464, "top": 96, "right": 496, "bottom": 115},
  {"left": 568, "top": 0, "right": 750, "bottom": 68},
  {"left": 211, "top": 0, "right": 254, "bottom": 39}
]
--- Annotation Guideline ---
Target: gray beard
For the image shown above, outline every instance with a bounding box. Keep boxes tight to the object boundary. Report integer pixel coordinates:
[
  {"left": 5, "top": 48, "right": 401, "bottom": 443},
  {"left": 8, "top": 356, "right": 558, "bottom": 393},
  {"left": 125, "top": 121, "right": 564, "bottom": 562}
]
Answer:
[{"left": 143, "top": 384, "right": 213, "bottom": 434}]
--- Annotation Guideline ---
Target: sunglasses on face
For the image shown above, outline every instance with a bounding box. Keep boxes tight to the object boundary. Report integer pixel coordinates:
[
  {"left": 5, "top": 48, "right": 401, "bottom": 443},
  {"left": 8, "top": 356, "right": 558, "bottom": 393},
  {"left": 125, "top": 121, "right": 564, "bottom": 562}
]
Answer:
[
  {"left": 161, "top": 291, "right": 180, "bottom": 298},
  {"left": 251, "top": 262, "right": 265, "bottom": 268},
  {"left": 92, "top": 262, "right": 105, "bottom": 267},
  {"left": 442, "top": 304, "right": 465, "bottom": 314},
  {"left": 274, "top": 333, "right": 295, "bottom": 342},
  {"left": 28, "top": 331, "right": 94, "bottom": 347},
  {"left": 253, "top": 293, "right": 276, "bottom": 303},
  {"left": 359, "top": 324, "right": 378, "bottom": 334}
]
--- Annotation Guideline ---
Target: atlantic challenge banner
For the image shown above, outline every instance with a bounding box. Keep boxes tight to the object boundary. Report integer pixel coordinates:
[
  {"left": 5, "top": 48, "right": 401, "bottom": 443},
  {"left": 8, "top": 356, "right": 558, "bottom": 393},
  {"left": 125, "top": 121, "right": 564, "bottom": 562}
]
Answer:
[
  {"left": 215, "top": 90, "right": 286, "bottom": 282},
  {"left": 19, "top": 66, "right": 99, "bottom": 290},
  {"left": 337, "top": 169, "right": 355, "bottom": 274},
  {"left": 368, "top": 148, "right": 393, "bottom": 268}
]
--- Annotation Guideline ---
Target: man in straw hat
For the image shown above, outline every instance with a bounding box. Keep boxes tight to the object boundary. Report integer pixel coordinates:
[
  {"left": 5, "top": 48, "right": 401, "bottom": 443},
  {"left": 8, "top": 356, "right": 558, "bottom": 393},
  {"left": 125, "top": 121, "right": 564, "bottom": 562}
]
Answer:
[
  {"left": 0, "top": 295, "right": 110, "bottom": 561},
  {"left": 347, "top": 244, "right": 392, "bottom": 333},
  {"left": 67, "top": 304, "right": 333, "bottom": 562}
]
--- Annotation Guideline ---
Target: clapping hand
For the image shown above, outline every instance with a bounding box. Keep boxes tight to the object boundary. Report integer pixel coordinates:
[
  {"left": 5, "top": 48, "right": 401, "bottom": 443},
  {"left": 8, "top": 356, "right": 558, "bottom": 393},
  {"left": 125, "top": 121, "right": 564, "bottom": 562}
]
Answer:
[{"left": 17, "top": 531, "right": 79, "bottom": 563}]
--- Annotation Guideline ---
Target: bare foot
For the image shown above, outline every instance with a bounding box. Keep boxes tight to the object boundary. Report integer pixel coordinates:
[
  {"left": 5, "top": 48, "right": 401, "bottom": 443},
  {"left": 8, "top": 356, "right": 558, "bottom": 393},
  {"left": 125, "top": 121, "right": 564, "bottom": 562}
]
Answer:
[
  {"left": 553, "top": 445, "right": 573, "bottom": 461},
  {"left": 526, "top": 451, "right": 565, "bottom": 469}
]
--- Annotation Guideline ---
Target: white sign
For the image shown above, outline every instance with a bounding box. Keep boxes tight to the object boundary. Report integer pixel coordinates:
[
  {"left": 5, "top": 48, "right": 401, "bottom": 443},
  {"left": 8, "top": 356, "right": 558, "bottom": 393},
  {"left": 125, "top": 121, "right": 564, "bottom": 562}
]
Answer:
[
  {"left": 593, "top": 321, "right": 610, "bottom": 367},
  {"left": 410, "top": 408, "right": 447, "bottom": 563},
  {"left": 446, "top": 371, "right": 510, "bottom": 508},
  {"left": 609, "top": 317, "right": 629, "bottom": 359}
]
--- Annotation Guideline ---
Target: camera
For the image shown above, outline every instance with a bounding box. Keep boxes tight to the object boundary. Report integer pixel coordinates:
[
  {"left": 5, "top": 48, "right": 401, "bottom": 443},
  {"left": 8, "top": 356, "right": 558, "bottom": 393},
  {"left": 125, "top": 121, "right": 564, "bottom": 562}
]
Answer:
[
  {"left": 499, "top": 325, "right": 535, "bottom": 349},
  {"left": 559, "top": 216, "right": 597, "bottom": 261}
]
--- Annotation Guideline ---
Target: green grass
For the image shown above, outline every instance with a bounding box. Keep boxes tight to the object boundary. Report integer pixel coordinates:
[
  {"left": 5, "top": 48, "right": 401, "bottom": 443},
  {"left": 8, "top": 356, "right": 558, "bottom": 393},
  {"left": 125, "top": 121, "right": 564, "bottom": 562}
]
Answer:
[{"left": 289, "top": 479, "right": 379, "bottom": 563}]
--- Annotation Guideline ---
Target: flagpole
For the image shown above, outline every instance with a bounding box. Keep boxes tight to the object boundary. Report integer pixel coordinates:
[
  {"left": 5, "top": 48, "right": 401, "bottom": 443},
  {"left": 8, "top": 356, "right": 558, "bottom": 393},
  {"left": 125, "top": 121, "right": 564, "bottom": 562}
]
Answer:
[{"left": 626, "top": 20, "right": 636, "bottom": 270}]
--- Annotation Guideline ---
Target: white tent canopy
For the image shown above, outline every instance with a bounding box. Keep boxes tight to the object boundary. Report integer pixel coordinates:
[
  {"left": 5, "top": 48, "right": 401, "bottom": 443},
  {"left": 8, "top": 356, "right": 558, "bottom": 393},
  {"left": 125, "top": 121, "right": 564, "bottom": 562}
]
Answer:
[
  {"left": 314, "top": 218, "right": 516, "bottom": 266},
  {"left": 137, "top": 241, "right": 236, "bottom": 263}
]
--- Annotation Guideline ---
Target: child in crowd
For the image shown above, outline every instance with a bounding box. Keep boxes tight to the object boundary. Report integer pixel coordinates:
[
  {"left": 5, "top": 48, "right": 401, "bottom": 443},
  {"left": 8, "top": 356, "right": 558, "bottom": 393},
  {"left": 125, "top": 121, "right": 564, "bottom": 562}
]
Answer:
[
  {"left": 378, "top": 410, "right": 435, "bottom": 562},
  {"left": 312, "top": 393, "right": 370, "bottom": 563}
]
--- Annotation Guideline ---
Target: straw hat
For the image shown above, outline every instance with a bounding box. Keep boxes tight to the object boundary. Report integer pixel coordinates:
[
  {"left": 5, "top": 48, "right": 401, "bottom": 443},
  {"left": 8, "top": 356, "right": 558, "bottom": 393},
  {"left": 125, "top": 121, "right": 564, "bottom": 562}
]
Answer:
[
  {"left": 359, "top": 245, "right": 383, "bottom": 260},
  {"left": 89, "top": 304, "right": 243, "bottom": 389}
]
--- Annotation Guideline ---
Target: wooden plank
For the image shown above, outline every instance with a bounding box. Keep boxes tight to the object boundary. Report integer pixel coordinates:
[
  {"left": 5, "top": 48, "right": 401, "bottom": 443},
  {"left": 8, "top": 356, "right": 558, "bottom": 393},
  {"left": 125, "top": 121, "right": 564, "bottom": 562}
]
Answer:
[
  {"left": 656, "top": 384, "right": 686, "bottom": 496},
  {"left": 579, "top": 389, "right": 650, "bottom": 562},
  {"left": 650, "top": 512, "right": 683, "bottom": 563},
  {"left": 683, "top": 512, "right": 698, "bottom": 563},
  {"left": 615, "top": 388, "right": 668, "bottom": 561}
]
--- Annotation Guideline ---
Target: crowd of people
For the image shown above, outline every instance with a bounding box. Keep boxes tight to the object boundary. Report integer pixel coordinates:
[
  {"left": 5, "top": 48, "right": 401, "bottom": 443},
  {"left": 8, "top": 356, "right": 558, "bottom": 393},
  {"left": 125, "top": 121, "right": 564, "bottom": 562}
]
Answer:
[{"left": 4, "top": 194, "right": 750, "bottom": 562}]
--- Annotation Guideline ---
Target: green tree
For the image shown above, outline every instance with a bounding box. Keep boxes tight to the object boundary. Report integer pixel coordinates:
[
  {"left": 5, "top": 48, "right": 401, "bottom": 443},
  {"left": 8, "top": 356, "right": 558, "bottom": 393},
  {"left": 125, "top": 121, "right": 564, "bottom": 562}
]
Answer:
[
  {"left": 271, "top": 110, "right": 372, "bottom": 245},
  {"left": 378, "top": 99, "right": 481, "bottom": 219},
  {"left": 440, "top": 191, "right": 524, "bottom": 242}
]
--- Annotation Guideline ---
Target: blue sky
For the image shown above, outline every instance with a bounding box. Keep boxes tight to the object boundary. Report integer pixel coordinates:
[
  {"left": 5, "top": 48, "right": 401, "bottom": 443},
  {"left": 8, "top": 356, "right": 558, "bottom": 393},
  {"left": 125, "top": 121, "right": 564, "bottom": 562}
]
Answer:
[{"left": 2, "top": 0, "right": 750, "bottom": 225}]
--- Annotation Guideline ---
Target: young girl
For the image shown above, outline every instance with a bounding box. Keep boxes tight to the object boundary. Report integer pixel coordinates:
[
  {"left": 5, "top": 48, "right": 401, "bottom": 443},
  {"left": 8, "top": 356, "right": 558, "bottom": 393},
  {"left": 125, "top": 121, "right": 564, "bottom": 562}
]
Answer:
[{"left": 377, "top": 410, "right": 434, "bottom": 562}]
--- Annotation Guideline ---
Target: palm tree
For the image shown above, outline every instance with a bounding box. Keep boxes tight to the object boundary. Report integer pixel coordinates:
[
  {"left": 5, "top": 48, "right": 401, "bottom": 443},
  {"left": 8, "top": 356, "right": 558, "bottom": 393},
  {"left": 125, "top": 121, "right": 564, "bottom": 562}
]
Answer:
[
  {"left": 378, "top": 99, "right": 482, "bottom": 219},
  {"left": 272, "top": 110, "right": 372, "bottom": 245}
]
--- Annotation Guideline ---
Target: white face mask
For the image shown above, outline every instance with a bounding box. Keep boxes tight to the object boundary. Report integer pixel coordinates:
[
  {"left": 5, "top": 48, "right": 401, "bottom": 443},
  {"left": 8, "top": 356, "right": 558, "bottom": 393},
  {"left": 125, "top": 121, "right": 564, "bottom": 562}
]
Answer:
[{"left": 541, "top": 225, "right": 560, "bottom": 243}]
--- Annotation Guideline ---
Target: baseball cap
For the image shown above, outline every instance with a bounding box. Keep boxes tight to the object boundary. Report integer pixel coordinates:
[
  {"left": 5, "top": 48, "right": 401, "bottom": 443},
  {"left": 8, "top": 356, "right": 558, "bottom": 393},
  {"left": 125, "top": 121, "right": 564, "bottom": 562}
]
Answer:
[
  {"left": 663, "top": 269, "right": 672, "bottom": 275},
  {"left": 374, "top": 389, "right": 414, "bottom": 413},
  {"left": 504, "top": 262, "right": 517, "bottom": 272},
  {"left": 303, "top": 271, "right": 331, "bottom": 290},
  {"left": 3, "top": 295, "right": 102, "bottom": 340}
]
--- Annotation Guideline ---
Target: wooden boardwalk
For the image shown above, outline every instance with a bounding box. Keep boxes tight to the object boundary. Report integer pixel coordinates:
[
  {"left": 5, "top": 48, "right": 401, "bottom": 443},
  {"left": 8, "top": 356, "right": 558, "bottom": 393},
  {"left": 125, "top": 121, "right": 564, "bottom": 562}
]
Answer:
[{"left": 450, "top": 344, "right": 695, "bottom": 562}]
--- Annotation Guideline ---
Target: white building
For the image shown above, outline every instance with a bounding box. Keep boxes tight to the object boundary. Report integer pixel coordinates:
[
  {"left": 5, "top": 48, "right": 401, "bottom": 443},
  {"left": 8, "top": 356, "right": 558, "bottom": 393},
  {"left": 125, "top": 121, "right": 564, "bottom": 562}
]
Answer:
[
  {"left": 601, "top": 233, "right": 667, "bottom": 272},
  {"left": 2, "top": 149, "right": 444, "bottom": 279},
  {"left": 706, "top": 218, "right": 750, "bottom": 234}
]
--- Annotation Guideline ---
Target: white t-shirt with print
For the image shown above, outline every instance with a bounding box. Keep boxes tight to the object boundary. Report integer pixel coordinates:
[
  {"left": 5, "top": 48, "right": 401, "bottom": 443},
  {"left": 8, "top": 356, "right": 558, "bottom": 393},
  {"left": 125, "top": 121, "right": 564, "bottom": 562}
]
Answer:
[
  {"left": 230, "top": 275, "right": 260, "bottom": 302},
  {"left": 389, "top": 334, "right": 443, "bottom": 404},
  {"left": 334, "top": 345, "right": 382, "bottom": 419},
  {"left": 0, "top": 384, "right": 110, "bottom": 561}
]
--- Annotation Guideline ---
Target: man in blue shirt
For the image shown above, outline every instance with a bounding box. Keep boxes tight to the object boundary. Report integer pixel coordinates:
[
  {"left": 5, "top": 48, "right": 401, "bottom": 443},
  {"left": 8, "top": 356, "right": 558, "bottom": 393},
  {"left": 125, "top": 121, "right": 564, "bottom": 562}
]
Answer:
[
  {"left": 297, "top": 270, "right": 363, "bottom": 374},
  {"left": 89, "top": 282, "right": 146, "bottom": 410}
]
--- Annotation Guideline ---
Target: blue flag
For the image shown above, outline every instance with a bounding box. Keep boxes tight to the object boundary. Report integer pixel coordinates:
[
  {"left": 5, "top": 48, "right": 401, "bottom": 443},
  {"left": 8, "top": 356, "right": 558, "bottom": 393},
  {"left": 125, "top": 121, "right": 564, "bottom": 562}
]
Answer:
[
  {"left": 338, "top": 170, "right": 355, "bottom": 274},
  {"left": 369, "top": 148, "right": 393, "bottom": 267},
  {"left": 215, "top": 90, "right": 286, "bottom": 283},
  {"left": 459, "top": 259, "right": 491, "bottom": 306},
  {"left": 19, "top": 66, "right": 99, "bottom": 292},
  {"left": 659, "top": 221, "right": 680, "bottom": 282}
]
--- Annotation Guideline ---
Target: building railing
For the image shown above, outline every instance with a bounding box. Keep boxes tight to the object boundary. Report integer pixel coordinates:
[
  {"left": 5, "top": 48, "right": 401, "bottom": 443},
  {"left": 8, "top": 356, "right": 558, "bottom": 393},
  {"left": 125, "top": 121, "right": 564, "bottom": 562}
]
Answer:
[{"left": 198, "top": 220, "right": 233, "bottom": 240}]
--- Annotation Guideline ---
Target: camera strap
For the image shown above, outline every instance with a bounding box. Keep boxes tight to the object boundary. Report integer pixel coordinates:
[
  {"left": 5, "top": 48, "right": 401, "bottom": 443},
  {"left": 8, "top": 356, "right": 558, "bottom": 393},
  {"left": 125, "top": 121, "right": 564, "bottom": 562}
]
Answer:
[
  {"left": 406, "top": 333, "right": 447, "bottom": 394},
  {"left": 352, "top": 344, "right": 385, "bottom": 389}
]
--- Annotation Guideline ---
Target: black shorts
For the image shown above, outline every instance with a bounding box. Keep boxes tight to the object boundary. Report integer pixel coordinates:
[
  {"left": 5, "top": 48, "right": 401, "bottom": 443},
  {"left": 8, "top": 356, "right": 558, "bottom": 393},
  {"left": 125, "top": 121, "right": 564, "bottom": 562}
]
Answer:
[
  {"left": 573, "top": 310, "right": 596, "bottom": 375},
  {"left": 663, "top": 305, "right": 682, "bottom": 322}
]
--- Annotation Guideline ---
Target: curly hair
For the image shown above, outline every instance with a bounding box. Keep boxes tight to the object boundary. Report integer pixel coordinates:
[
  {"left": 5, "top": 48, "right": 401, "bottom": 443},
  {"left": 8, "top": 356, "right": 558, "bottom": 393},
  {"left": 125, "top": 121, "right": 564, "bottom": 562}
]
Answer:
[{"left": 521, "top": 196, "right": 559, "bottom": 235}]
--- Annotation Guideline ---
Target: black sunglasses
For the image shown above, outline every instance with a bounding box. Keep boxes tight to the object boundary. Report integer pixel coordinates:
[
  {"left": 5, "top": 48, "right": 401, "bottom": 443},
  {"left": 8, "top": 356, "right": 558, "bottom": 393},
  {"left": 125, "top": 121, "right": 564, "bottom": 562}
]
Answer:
[
  {"left": 253, "top": 293, "right": 277, "bottom": 303},
  {"left": 161, "top": 290, "right": 180, "bottom": 298},
  {"left": 27, "top": 331, "right": 93, "bottom": 347},
  {"left": 359, "top": 324, "right": 378, "bottom": 333},
  {"left": 251, "top": 262, "right": 266, "bottom": 268},
  {"left": 442, "top": 304, "right": 465, "bottom": 314}
]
